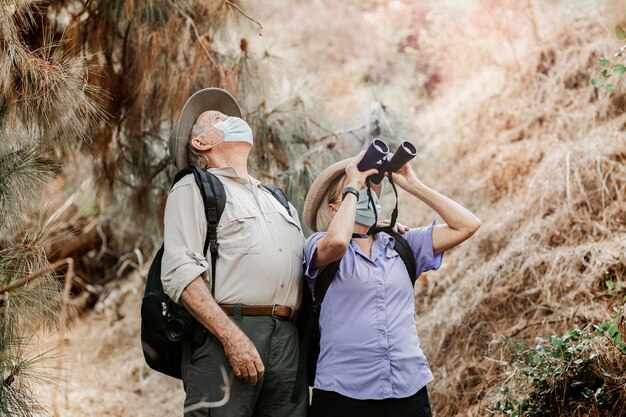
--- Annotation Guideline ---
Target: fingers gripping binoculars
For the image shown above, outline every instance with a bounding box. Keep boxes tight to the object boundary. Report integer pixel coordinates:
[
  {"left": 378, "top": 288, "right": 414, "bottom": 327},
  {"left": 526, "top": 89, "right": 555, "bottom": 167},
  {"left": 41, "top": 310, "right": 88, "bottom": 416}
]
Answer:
[{"left": 357, "top": 138, "right": 417, "bottom": 184}]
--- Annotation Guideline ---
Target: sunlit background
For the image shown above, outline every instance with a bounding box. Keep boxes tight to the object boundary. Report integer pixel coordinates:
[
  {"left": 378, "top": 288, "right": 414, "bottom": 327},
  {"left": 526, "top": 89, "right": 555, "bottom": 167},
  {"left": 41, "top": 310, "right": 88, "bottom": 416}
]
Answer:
[{"left": 1, "top": 0, "right": 625, "bottom": 416}]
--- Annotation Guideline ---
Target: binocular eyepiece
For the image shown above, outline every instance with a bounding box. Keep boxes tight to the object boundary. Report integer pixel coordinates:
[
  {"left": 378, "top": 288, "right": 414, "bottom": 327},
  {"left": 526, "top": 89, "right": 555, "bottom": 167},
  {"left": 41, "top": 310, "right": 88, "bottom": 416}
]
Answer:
[{"left": 357, "top": 138, "right": 417, "bottom": 184}]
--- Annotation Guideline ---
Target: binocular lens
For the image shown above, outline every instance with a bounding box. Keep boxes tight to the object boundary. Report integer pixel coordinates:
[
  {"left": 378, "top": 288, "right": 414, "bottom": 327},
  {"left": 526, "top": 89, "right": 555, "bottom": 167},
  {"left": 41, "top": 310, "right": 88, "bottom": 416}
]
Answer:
[
  {"left": 357, "top": 139, "right": 417, "bottom": 184},
  {"left": 372, "top": 139, "right": 390, "bottom": 153},
  {"left": 357, "top": 138, "right": 389, "bottom": 172},
  {"left": 390, "top": 141, "right": 417, "bottom": 172},
  {"left": 401, "top": 141, "right": 417, "bottom": 155}
]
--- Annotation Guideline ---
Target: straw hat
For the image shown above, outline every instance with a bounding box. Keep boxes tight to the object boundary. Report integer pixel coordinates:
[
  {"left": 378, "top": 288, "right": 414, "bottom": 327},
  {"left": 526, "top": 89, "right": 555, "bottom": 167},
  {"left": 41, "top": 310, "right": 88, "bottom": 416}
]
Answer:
[
  {"left": 169, "top": 88, "right": 243, "bottom": 169},
  {"left": 303, "top": 157, "right": 383, "bottom": 232}
]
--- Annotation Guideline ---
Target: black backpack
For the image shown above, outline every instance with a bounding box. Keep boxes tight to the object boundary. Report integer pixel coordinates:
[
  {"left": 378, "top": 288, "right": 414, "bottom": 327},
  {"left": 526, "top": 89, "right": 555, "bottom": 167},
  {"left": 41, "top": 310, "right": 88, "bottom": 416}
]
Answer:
[
  {"left": 295, "top": 230, "right": 417, "bottom": 388},
  {"left": 141, "top": 166, "right": 291, "bottom": 379}
]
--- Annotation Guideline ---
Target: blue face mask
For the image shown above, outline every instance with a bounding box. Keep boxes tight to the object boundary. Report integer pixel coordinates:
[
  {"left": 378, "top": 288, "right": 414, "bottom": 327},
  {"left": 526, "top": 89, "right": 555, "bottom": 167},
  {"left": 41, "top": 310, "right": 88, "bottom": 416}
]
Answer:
[
  {"left": 355, "top": 189, "right": 382, "bottom": 227},
  {"left": 213, "top": 116, "right": 254, "bottom": 146}
]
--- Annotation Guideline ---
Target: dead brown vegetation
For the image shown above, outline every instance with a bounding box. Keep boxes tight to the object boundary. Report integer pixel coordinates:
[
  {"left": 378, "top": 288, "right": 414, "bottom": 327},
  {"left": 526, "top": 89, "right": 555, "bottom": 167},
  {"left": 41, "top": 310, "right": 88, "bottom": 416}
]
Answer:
[{"left": 406, "top": 9, "right": 626, "bottom": 417}]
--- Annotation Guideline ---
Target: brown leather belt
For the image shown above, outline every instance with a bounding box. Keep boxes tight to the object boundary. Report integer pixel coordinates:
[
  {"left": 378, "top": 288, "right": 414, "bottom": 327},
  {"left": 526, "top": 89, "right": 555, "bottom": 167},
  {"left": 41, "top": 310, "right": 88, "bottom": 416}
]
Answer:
[{"left": 220, "top": 304, "right": 296, "bottom": 321}]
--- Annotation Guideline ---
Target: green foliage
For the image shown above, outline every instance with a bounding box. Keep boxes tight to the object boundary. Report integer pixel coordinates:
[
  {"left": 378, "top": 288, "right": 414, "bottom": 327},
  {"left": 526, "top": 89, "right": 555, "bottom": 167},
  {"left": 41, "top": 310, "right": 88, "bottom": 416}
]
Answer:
[
  {"left": 0, "top": 1, "right": 101, "bottom": 414},
  {"left": 489, "top": 282, "right": 626, "bottom": 416},
  {"left": 0, "top": 347, "right": 62, "bottom": 417},
  {"left": 591, "top": 25, "right": 626, "bottom": 93},
  {"left": 0, "top": 141, "right": 60, "bottom": 229},
  {"left": 489, "top": 326, "right": 606, "bottom": 416}
]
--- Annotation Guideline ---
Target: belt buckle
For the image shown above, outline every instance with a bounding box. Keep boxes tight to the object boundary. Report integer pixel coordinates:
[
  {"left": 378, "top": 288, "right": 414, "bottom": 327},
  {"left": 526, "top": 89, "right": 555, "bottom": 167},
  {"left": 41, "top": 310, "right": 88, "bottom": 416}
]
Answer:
[
  {"left": 271, "top": 304, "right": 294, "bottom": 320},
  {"left": 271, "top": 304, "right": 281, "bottom": 319}
]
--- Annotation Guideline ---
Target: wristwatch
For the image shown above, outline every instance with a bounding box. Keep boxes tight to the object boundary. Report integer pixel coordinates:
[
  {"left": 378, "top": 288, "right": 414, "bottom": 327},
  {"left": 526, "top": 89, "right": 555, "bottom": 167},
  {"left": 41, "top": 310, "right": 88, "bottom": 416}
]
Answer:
[{"left": 341, "top": 186, "right": 359, "bottom": 201}]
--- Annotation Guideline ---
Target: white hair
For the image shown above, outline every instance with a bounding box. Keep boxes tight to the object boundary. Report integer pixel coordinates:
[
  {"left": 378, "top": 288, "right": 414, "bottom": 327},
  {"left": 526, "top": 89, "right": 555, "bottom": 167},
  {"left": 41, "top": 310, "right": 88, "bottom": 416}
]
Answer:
[{"left": 187, "top": 119, "right": 207, "bottom": 168}]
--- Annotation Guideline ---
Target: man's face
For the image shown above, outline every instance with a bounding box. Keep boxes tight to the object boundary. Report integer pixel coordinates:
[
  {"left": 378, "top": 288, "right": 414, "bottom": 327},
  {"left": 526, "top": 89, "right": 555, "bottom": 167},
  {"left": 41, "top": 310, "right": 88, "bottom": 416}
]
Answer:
[
  {"left": 196, "top": 110, "right": 227, "bottom": 143},
  {"left": 200, "top": 110, "right": 228, "bottom": 128},
  {"left": 189, "top": 110, "right": 228, "bottom": 153}
]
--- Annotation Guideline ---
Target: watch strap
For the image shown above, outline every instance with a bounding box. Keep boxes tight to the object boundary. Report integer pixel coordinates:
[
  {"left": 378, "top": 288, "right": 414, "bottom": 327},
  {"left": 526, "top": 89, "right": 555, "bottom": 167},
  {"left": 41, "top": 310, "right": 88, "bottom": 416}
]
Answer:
[{"left": 341, "top": 186, "right": 360, "bottom": 201}]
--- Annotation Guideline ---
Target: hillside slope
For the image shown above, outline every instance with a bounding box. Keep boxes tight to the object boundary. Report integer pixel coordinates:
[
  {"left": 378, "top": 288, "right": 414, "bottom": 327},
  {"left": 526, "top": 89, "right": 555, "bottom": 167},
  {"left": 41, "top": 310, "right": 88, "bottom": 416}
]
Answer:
[{"left": 406, "top": 19, "right": 626, "bottom": 417}]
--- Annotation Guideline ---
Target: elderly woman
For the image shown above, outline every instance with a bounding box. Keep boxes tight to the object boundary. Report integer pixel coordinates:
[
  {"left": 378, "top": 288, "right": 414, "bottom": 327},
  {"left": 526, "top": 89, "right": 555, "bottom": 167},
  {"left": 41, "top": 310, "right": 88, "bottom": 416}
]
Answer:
[{"left": 302, "top": 150, "right": 481, "bottom": 417}]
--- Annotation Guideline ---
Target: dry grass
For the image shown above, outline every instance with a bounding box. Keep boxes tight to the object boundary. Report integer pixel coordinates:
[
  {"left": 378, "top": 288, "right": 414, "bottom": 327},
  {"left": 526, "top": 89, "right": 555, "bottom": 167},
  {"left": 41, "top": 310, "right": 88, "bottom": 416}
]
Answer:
[{"left": 397, "top": 5, "right": 626, "bottom": 416}]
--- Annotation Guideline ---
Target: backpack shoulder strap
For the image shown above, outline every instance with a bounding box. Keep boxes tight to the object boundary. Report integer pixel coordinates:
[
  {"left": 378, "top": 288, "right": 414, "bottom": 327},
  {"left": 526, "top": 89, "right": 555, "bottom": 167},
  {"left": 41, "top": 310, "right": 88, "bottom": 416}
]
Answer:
[
  {"left": 312, "top": 260, "right": 340, "bottom": 308},
  {"left": 385, "top": 230, "right": 417, "bottom": 285},
  {"left": 261, "top": 183, "right": 292, "bottom": 216},
  {"left": 172, "top": 167, "right": 226, "bottom": 296},
  {"left": 172, "top": 167, "right": 194, "bottom": 184}
]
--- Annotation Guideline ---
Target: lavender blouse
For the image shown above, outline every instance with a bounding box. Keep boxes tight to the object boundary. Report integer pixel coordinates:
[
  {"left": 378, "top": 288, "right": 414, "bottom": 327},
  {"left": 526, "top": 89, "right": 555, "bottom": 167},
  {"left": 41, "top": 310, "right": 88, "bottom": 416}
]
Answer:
[{"left": 303, "top": 222, "right": 443, "bottom": 400}]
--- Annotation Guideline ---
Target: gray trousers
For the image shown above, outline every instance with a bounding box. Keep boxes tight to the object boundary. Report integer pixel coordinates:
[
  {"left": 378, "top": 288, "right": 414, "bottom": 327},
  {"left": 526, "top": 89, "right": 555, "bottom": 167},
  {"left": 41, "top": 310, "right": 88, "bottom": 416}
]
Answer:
[{"left": 181, "top": 316, "right": 307, "bottom": 417}]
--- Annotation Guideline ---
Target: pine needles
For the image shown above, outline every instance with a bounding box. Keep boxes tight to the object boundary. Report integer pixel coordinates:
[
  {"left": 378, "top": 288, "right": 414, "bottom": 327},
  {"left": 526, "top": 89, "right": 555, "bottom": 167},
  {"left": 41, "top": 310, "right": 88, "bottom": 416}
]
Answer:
[
  {"left": 0, "top": 1, "right": 103, "bottom": 414},
  {"left": 0, "top": 141, "right": 59, "bottom": 228}
]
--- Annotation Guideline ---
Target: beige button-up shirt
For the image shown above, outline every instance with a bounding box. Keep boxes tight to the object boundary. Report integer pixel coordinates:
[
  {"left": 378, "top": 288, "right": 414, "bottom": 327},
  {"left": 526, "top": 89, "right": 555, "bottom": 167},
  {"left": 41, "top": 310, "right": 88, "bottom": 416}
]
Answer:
[{"left": 161, "top": 167, "right": 304, "bottom": 308}]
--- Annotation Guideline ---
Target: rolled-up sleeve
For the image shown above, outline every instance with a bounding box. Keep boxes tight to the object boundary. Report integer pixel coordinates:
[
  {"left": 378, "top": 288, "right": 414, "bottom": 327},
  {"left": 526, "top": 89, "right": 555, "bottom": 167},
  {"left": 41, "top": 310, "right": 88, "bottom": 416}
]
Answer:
[
  {"left": 405, "top": 220, "right": 444, "bottom": 275},
  {"left": 303, "top": 232, "right": 326, "bottom": 280},
  {"left": 161, "top": 176, "right": 210, "bottom": 303}
]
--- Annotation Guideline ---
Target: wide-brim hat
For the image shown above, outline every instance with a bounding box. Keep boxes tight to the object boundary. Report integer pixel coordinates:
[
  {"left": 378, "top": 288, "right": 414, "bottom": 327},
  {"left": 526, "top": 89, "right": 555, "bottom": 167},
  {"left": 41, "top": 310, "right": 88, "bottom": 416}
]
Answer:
[
  {"left": 303, "top": 157, "right": 383, "bottom": 232},
  {"left": 169, "top": 88, "right": 243, "bottom": 169}
]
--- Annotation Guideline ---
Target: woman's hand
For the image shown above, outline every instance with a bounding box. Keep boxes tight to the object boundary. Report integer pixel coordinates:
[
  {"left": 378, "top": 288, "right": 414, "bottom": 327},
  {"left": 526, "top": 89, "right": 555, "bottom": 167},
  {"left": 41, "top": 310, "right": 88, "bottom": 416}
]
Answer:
[
  {"left": 346, "top": 151, "right": 379, "bottom": 190},
  {"left": 378, "top": 219, "right": 410, "bottom": 234},
  {"left": 393, "top": 163, "right": 482, "bottom": 254},
  {"left": 390, "top": 163, "right": 420, "bottom": 191}
]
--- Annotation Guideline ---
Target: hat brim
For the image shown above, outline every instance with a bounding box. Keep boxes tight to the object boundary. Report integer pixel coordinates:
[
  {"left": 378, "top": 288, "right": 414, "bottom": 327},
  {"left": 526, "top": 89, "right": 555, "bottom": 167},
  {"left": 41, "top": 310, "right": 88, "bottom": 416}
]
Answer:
[
  {"left": 303, "top": 158, "right": 383, "bottom": 232},
  {"left": 170, "top": 88, "right": 243, "bottom": 169},
  {"left": 303, "top": 158, "right": 352, "bottom": 232}
]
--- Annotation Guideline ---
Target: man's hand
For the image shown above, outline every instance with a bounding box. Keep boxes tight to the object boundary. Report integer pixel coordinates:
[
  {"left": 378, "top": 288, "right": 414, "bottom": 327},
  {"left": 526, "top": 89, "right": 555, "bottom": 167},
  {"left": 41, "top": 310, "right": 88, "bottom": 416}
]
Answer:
[
  {"left": 222, "top": 328, "right": 265, "bottom": 385},
  {"left": 179, "top": 277, "right": 265, "bottom": 385}
]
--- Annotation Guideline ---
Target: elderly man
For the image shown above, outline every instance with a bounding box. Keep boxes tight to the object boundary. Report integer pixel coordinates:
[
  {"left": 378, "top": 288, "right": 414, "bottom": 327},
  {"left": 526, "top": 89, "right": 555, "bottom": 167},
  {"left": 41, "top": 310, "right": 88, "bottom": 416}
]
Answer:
[{"left": 162, "top": 88, "right": 307, "bottom": 417}]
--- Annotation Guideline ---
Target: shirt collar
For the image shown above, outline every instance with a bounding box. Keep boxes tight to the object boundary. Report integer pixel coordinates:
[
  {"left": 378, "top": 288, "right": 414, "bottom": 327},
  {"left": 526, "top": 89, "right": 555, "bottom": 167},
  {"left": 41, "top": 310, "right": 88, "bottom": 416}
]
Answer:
[
  {"left": 376, "top": 231, "right": 394, "bottom": 248},
  {"left": 350, "top": 232, "right": 395, "bottom": 262},
  {"left": 208, "top": 166, "right": 261, "bottom": 186}
]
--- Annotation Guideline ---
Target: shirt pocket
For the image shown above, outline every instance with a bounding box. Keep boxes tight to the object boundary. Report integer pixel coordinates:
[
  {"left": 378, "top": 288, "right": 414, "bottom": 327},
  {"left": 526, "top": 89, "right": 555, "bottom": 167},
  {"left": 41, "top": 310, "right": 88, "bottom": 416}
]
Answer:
[
  {"left": 218, "top": 215, "right": 261, "bottom": 254},
  {"left": 276, "top": 210, "right": 304, "bottom": 259}
]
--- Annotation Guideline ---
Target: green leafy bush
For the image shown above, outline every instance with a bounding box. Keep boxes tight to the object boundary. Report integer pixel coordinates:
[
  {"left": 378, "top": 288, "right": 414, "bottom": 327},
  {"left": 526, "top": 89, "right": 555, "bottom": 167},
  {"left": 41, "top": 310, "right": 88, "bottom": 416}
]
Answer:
[
  {"left": 489, "top": 281, "right": 626, "bottom": 417},
  {"left": 591, "top": 25, "right": 626, "bottom": 93}
]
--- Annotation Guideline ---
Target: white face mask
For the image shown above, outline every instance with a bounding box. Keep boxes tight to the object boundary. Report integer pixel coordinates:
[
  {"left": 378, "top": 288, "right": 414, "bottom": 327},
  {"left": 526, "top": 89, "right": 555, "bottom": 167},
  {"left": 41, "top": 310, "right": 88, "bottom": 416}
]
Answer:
[{"left": 212, "top": 116, "right": 254, "bottom": 146}]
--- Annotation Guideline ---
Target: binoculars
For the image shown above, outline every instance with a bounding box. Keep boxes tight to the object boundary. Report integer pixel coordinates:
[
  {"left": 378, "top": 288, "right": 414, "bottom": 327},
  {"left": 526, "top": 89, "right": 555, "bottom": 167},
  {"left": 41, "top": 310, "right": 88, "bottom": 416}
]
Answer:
[{"left": 357, "top": 138, "right": 417, "bottom": 184}]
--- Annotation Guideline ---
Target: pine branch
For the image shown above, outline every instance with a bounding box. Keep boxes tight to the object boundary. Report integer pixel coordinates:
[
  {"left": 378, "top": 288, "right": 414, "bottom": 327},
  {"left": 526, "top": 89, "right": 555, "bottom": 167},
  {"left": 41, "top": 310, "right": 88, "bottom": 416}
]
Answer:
[
  {"left": 0, "top": 258, "right": 72, "bottom": 295},
  {"left": 0, "top": 143, "right": 59, "bottom": 228}
]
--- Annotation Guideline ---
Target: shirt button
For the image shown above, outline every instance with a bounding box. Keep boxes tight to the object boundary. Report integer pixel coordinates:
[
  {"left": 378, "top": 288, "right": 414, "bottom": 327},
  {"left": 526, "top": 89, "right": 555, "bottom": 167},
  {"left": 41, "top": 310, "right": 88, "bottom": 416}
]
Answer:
[
  {"left": 278, "top": 248, "right": 283, "bottom": 252},
  {"left": 280, "top": 283, "right": 285, "bottom": 288},
  {"left": 379, "top": 305, "right": 384, "bottom": 311}
]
